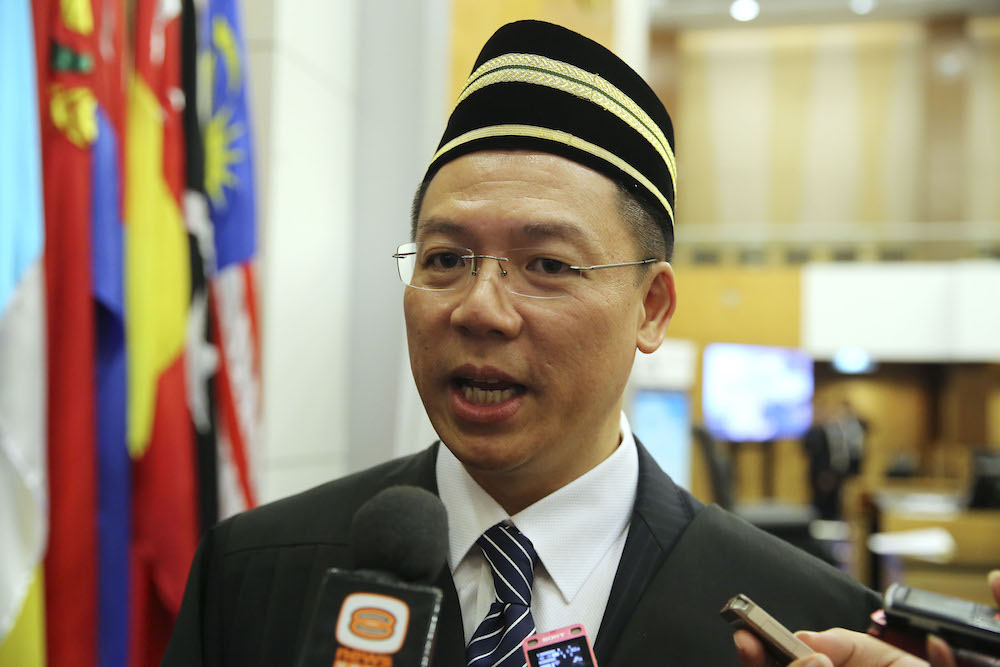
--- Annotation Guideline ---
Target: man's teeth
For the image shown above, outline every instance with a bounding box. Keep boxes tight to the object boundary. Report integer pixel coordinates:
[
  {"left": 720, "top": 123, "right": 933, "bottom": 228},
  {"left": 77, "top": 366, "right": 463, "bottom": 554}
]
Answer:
[{"left": 462, "top": 385, "right": 515, "bottom": 405}]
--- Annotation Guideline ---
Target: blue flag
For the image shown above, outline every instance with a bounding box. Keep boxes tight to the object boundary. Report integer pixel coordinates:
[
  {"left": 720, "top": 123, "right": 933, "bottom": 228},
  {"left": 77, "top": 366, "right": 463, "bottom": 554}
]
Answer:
[
  {"left": 92, "top": 105, "right": 130, "bottom": 667},
  {"left": 203, "top": 0, "right": 262, "bottom": 517},
  {"left": 0, "top": 0, "right": 48, "bottom": 659},
  {"left": 0, "top": 0, "right": 45, "bottom": 309},
  {"left": 205, "top": 0, "right": 257, "bottom": 270}
]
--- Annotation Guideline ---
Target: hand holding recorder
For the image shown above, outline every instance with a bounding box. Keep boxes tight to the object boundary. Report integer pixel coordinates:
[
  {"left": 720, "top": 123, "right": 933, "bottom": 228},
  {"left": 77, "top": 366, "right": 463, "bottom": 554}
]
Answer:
[{"left": 732, "top": 570, "right": 1000, "bottom": 667}]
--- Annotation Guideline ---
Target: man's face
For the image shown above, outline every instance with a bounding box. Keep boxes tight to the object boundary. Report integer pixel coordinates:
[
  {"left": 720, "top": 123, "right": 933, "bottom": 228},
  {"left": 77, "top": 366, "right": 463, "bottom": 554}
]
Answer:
[{"left": 404, "top": 150, "right": 673, "bottom": 509}]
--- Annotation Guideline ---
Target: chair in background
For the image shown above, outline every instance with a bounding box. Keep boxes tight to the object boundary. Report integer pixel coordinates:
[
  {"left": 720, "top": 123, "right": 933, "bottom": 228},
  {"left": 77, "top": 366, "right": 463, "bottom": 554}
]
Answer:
[
  {"left": 693, "top": 425, "right": 837, "bottom": 566},
  {"left": 692, "top": 424, "right": 734, "bottom": 510}
]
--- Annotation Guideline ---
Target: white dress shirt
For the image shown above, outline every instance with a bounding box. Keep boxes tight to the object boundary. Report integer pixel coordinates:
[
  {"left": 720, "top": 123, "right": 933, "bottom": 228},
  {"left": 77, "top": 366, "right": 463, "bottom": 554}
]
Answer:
[{"left": 435, "top": 412, "right": 640, "bottom": 645}]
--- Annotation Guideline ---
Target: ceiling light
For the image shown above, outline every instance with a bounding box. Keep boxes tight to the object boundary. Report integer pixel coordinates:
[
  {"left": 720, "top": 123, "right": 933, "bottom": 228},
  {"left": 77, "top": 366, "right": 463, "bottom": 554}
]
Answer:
[
  {"left": 832, "top": 347, "right": 877, "bottom": 374},
  {"left": 936, "top": 50, "right": 966, "bottom": 79},
  {"left": 729, "top": 0, "right": 760, "bottom": 22},
  {"left": 849, "top": 0, "right": 877, "bottom": 15}
]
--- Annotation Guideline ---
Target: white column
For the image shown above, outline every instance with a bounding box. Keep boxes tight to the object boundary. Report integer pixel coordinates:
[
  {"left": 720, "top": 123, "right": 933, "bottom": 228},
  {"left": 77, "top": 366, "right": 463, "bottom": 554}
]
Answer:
[
  {"left": 615, "top": 0, "right": 652, "bottom": 78},
  {"left": 246, "top": 0, "right": 359, "bottom": 502},
  {"left": 350, "top": 0, "right": 451, "bottom": 468}
]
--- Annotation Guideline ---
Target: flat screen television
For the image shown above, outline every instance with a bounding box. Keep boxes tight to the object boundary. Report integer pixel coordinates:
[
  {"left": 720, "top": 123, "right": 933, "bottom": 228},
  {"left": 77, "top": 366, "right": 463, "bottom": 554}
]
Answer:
[{"left": 702, "top": 343, "right": 814, "bottom": 442}]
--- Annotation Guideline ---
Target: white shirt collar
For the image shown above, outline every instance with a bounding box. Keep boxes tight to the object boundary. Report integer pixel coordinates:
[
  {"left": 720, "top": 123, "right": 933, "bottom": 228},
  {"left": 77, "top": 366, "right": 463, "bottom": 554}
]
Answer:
[{"left": 436, "top": 412, "right": 639, "bottom": 604}]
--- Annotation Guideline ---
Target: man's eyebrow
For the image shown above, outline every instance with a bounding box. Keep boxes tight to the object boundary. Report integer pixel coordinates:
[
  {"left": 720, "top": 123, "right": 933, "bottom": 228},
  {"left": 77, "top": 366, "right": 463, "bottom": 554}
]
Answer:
[
  {"left": 517, "top": 221, "right": 600, "bottom": 250},
  {"left": 415, "top": 217, "right": 600, "bottom": 250},
  {"left": 415, "top": 218, "right": 468, "bottom": 240}
]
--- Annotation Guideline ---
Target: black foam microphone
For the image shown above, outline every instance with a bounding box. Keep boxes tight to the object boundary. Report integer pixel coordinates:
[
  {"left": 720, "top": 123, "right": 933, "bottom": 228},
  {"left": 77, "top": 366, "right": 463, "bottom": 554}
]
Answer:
[{"left": 296, "top": 486, "right": 449, "bottom": 667}]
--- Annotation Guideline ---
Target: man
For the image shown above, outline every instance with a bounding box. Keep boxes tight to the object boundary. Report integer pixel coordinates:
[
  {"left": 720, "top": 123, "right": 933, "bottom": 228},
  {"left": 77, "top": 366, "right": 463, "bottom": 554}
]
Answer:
[{"left": 164, "top": 20, "right": 880, "bottom": 666}]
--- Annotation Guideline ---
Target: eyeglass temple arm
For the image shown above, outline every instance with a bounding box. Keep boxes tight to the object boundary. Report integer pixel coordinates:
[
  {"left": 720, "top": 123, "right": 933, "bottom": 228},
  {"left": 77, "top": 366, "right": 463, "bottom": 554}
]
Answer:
[{"left": 569, "top": 258, "right": 659, "bottom": 271}]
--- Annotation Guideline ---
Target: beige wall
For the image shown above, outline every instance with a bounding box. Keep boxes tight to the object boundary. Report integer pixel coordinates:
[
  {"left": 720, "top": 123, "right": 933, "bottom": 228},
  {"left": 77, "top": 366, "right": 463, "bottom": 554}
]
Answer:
[
  {"left": 664, "top": 17, "right": 1000, "bottom": 232},
  {"left": 673, "top": 22, "right": 927, "bottom": 228},
  {"left": 966, "top": 18, "right": 1000, "bottom": 222}
]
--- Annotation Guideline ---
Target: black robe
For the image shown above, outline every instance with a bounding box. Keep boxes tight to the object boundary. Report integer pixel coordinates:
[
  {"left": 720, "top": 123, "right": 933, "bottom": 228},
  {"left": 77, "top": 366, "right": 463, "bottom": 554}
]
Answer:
[{"left": 162, "top": 442, "right": 879, "bottom": 666}]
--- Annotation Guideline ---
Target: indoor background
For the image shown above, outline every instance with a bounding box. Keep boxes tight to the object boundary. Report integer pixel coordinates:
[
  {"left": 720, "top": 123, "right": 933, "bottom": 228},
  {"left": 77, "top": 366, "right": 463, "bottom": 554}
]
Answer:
[
  {"left": 2, "top": 0, "right": 999, "bottom": 664},
  {"left": 241, "top": 0, "right": 1000, "bottom": 605}
]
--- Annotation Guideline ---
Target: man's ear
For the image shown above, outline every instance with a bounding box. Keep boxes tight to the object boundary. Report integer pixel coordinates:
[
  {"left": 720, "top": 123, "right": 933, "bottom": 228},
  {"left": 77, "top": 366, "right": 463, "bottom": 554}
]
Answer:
[{"left": 636, "top": 262, "right": 676, "bottom": 354}]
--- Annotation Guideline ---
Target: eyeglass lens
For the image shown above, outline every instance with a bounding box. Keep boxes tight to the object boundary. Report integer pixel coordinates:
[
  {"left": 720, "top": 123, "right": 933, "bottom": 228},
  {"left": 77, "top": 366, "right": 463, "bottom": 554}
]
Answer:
[{"left": 395, "top": 242, "right": 581, "bottom": 299}]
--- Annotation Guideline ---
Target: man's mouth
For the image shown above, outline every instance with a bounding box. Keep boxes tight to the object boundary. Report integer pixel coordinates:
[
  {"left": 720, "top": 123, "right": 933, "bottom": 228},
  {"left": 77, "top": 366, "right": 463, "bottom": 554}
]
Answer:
[{"left": 451, "top": 378, "right": 527, "bottom": 405}]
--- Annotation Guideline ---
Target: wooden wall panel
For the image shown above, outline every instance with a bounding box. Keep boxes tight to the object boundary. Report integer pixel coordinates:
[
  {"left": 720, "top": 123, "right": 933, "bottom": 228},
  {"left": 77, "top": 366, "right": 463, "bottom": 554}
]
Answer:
[
  {"left": 667, "top": 267, "right": 805, "bottom": 502},
  {"left": 450, "top": 0, "right": 614, "bottom": 101},
  {"left": 814, "top": 365, "right": 936, "bottom": 483}
]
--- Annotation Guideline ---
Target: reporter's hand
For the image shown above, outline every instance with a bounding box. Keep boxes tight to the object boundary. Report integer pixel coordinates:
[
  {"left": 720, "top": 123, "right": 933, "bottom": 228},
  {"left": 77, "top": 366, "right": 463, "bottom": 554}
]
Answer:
[
  {"left": 734, "top": 570, "right": 1000, "bottom": 667},
  {"left": 733, "top": 627, "right": 929, "bottom": 667},
  {"left": 989, "top": 570, "right": 1000, "bottom": 608}
]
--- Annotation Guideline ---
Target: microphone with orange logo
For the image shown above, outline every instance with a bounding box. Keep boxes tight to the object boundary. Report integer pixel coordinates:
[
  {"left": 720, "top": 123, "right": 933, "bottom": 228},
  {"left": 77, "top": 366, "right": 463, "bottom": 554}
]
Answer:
[{"left": 296, "top": 486, "right": 448, "bottom": 667}]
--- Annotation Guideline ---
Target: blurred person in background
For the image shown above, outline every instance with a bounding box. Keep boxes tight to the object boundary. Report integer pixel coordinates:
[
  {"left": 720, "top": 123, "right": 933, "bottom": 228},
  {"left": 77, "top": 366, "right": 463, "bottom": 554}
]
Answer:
[{"left": 804, "top": 399, "right": 868, "bottom": 519}]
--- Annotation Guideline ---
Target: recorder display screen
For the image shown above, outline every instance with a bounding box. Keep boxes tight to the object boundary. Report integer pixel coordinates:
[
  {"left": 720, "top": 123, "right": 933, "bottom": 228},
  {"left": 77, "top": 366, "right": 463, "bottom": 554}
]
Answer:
[{"left": 526, "top": 637, "right": 595, "bottom": 667}]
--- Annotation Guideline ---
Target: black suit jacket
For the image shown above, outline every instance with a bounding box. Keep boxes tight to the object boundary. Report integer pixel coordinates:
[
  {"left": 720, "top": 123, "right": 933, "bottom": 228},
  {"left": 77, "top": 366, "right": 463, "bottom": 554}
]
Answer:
[{"left": 163, "top": 442, "right": 878, "bottom": 666}]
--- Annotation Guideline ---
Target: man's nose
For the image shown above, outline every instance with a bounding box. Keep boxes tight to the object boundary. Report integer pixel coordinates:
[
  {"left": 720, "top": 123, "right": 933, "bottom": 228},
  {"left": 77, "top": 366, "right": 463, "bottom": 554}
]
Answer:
[{"left": 449, "top": 260, "right": 522, "bottom": 338}]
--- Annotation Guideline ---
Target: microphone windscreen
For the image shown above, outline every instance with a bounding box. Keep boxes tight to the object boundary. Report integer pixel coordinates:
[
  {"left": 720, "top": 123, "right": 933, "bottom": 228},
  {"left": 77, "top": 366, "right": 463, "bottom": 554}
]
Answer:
[{"left": 349, "top": 486, "right": 448, "bottom": 584}]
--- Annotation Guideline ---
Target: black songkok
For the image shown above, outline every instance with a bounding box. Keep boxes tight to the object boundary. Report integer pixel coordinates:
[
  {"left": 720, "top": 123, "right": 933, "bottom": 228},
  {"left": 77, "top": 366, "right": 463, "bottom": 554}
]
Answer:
[{"left": 425, "top": 20, "right": 676, "bottom": 240}]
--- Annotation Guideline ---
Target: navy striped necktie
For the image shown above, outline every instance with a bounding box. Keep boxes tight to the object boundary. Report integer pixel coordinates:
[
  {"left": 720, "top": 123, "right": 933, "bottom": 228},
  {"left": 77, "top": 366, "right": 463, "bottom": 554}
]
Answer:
[{"left": 466, "top": 522, "right": 539, "bottom": 667}]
